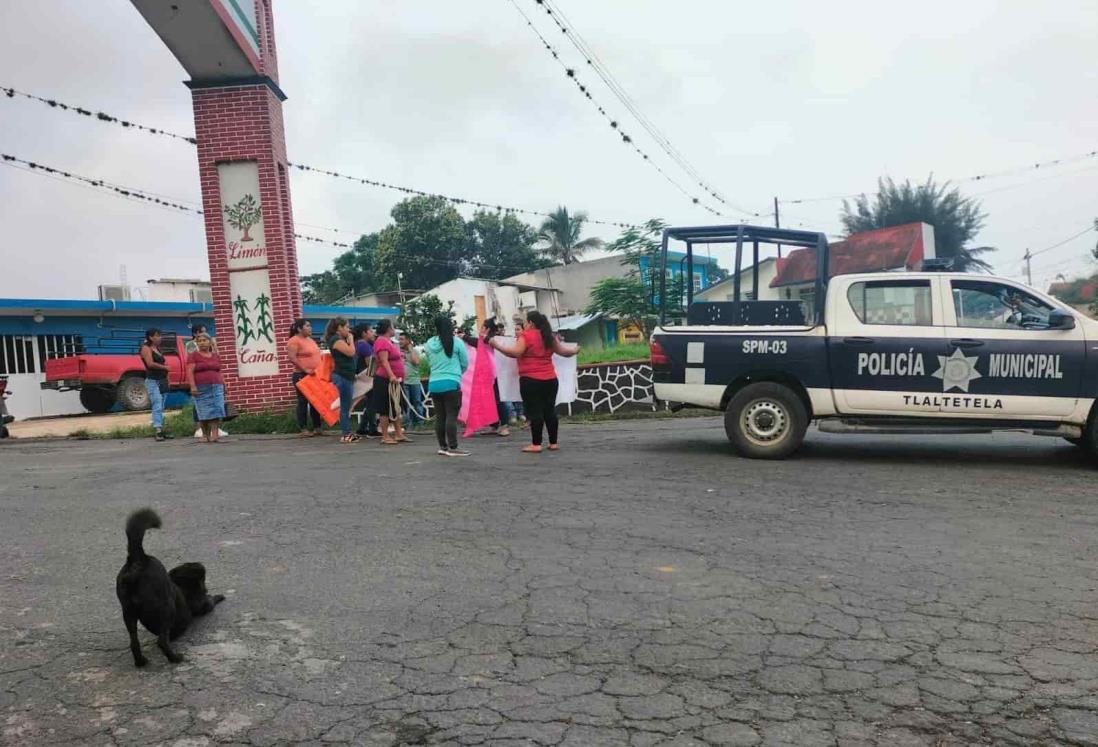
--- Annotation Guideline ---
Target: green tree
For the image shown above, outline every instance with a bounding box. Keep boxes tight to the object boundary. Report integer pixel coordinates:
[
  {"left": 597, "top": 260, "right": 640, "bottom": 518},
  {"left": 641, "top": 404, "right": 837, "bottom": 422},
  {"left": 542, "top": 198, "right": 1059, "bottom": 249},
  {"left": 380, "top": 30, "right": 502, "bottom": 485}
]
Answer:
[
  {"left": 841, "top": 177, "right": 995, "bottom": 272},
  {"left": 586, "top": 273, "right": 686, "bottom": 336},
  {"left": 397, "top": 293, "right": 457, "bottom": 345},
  {"left": 301, "top": 232, "right": 382, "bottom": 305},
  {"left": 375, "top": 196, "right": 467, "bottom": 290},
  {"left": 464, "top": 210, "right": 547, "bottom": 278},
  {"left": 538, "top": 206, "right": 604, "bottom": 265}
]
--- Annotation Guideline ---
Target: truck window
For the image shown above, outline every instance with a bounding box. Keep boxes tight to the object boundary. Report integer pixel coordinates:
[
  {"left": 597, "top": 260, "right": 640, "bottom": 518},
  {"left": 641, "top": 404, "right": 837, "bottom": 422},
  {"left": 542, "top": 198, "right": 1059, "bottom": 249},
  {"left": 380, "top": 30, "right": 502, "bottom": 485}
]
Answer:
[
  {"left": 951, "top": 280, "right": 1053, "bottom": 330},
  {"left": 847, "top": 280, "right": 933, "bottom": 326}
]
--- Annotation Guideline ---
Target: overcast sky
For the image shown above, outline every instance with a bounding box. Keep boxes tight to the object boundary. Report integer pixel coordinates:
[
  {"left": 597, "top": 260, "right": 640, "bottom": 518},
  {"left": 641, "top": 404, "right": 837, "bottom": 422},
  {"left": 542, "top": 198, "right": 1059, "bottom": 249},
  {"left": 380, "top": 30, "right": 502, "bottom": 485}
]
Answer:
[{"left": 1, "top": 0, "right": 1096, "bottom": 299}]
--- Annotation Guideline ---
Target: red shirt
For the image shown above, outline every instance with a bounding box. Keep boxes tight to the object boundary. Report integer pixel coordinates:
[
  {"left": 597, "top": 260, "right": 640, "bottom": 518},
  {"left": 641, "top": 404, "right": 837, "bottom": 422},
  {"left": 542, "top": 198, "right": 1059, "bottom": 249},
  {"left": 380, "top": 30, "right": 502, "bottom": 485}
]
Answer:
[
  {"left": 188, "top": 351, "right": 224, "bottom": 386},
  {"left": 518, "top": 329, "right": 556, "bottom": 380}
]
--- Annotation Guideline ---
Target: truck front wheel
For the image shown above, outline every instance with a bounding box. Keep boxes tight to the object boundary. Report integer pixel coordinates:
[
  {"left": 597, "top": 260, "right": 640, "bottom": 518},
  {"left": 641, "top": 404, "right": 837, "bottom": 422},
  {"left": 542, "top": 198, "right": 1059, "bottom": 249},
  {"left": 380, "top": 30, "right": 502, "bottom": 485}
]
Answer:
[
  {"left": 116, "top": 377, "right": 150, "bottom": 412},
  {"left": 79, "top": 386, "right": 116, "bottom": 414},
  {"left": 724, "top": 382, "right": 808, "bottom": 459}
]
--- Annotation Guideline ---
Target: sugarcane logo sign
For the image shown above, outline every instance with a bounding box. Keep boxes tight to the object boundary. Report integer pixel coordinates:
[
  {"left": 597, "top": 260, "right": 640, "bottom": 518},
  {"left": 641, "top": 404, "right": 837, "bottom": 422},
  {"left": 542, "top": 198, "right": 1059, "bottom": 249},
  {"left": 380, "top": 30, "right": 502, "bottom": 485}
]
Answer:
[
  {"left": 229, "top": 271, "right": 279, "bottom": 377},
  {"left": 217, "top": 162, "right": 268, "bottom": 270}
]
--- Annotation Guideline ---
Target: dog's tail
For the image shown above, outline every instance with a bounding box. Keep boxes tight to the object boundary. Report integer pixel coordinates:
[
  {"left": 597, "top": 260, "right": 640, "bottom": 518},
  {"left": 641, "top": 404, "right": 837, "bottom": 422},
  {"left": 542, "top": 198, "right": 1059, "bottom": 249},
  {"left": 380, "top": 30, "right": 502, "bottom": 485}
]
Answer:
[{"left": 125, "top": 508, "right": 161, "bottom": 561}]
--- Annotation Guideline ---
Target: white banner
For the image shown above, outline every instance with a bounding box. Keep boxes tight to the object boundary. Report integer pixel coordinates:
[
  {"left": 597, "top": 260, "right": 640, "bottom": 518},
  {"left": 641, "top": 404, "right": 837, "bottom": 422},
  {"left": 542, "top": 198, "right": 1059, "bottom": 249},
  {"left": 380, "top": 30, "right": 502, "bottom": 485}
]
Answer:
[{"left": 493, "top": 350, "right": 577, "bottom": 405}]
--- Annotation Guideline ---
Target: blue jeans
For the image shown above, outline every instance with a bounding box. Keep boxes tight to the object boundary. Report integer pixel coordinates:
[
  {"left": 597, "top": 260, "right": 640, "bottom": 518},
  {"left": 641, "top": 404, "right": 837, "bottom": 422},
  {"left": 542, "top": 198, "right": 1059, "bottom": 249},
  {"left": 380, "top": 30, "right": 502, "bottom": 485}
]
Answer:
[
  {"left": 333, "top": 373, "right": 354, "bottom": 436},
  {"left": 144, "top": 379, "right": 164, "bottom": 430},
  {"left": 403, "top": 383, "right": 425, "bottom": 426}
]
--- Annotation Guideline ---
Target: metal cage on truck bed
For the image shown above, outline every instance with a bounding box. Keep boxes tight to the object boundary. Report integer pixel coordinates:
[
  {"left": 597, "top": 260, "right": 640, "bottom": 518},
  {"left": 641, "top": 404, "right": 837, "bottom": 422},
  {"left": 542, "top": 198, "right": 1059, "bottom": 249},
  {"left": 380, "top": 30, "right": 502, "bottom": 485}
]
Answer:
[{"left": 658, "top": 224, "right": 831, "bottom": 326}]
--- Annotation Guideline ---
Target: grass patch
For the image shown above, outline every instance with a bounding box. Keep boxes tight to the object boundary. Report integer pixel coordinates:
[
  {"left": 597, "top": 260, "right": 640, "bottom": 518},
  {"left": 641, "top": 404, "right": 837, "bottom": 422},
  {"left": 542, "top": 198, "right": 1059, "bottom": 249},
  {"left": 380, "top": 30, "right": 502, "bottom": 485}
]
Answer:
[
  {"left": 92, "top": 404, "right": 308, "bottom": 439},
  {"left": 577, "top": 342, "right": 650, "bottom": 366}
]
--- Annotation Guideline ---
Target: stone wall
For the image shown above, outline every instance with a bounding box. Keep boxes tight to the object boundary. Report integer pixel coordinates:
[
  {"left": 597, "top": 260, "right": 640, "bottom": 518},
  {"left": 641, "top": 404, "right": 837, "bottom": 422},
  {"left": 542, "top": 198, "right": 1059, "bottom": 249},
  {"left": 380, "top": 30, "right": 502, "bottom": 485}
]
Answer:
[
  {"left": 391, "top": 359, "right": 657, "bottom": 424},
  {"left": 566, "top": 360, "right": 656, "bottom": 415}
]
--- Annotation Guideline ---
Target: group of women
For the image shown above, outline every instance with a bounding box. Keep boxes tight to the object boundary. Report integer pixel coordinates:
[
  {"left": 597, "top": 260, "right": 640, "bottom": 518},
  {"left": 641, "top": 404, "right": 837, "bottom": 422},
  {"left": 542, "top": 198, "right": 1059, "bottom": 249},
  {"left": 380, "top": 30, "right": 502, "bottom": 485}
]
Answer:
[
  {"left": 287, "top": 310, "right": 578, "bottom": 455},
  {"left": 139, "top": 308, "right": 577, "bottom": 454}
]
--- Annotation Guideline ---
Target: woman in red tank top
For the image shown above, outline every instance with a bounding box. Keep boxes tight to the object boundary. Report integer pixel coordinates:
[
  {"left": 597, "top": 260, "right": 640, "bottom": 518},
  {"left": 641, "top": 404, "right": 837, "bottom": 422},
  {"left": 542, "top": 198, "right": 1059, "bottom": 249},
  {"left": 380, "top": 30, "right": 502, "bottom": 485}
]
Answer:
[{"left": 489, "top": 311, "right": 579, "bottom": 453}]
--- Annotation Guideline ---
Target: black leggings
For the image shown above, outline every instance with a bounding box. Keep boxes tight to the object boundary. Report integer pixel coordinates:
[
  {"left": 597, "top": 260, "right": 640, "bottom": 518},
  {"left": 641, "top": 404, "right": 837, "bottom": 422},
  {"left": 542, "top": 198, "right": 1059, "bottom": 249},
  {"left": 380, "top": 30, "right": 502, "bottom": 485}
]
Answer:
[
  {"left": 291, "top": 371, "right": 322, "bottom": 430},
  {"left": 432, "top": 389, "right": 462, "bottom": 450},
  {"left": 520, "top": 377, "right": 559, "bottom": 446}
]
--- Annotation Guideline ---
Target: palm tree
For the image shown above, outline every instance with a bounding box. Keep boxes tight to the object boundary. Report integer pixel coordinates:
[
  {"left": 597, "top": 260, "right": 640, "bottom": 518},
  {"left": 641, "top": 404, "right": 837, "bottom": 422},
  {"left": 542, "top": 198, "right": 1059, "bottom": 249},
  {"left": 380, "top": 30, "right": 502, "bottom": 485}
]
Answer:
[{"left": 538, "top": 207, "right": 604, "bottom": 265}]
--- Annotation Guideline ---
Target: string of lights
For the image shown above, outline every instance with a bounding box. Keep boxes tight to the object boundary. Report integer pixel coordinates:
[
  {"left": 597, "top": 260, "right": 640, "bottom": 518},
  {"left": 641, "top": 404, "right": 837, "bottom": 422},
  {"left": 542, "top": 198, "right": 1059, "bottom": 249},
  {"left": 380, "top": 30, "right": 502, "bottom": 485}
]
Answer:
[
  {"left": 2, "top": 85, "right": 197, "bottom": 144},
  {"left": 782, "top": 148, "right": 1098, "bottom": 205},
  {"left": 1, "top": 83, "right": 639, "bottom": 229},
  {"left": 0, "top": 151, "right": 589, "bottom": 276},
  {"left": 503, "top": 0, "right": 723, "bottom": 218},
  {"left": 531, "top": 0, "right": 762, "bottom": 219}
]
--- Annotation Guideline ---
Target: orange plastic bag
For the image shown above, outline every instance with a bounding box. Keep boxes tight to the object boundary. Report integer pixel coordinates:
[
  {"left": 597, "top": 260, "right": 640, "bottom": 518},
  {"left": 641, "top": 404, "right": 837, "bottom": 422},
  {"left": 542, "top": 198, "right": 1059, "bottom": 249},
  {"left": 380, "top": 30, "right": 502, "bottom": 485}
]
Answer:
[{"left": 296, "top": 353, "right": 340, "bottom": 426}]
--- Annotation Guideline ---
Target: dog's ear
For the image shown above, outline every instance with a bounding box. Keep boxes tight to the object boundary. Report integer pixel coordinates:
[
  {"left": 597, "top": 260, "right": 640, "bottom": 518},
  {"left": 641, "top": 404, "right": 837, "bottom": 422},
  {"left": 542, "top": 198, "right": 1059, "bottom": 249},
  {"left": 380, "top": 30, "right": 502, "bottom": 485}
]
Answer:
[{"left": 169, "top": 562, "right": 207, "bottom": 588}]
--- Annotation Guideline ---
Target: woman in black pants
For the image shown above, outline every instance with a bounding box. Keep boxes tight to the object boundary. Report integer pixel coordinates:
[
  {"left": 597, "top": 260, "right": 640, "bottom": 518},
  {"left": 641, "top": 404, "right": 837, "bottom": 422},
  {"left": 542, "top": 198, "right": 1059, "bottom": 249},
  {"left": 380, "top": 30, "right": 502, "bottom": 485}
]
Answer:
[
  {"left": 423, "top": 316, "right": 470, "bottom": 456},
  {"left": 490, "top": 311, "right": 578, "bottom": 453}
]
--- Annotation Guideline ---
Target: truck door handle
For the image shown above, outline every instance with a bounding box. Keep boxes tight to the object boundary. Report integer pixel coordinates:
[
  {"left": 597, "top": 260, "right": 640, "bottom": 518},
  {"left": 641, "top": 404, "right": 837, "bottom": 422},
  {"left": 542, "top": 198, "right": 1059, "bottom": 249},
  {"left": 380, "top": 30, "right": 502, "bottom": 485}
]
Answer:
[
  {"left": 949, "top": 339, "right": 984, "bottom": 349},
  {"left": 843, "top": 336, "right": 875, "bottom": 345}
]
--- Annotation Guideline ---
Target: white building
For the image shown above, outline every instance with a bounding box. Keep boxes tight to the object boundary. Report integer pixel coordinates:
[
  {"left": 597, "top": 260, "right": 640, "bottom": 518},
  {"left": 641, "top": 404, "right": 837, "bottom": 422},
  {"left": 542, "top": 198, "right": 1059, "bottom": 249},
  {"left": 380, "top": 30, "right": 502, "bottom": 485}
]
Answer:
[{"left": 413, "top": 277, "right": 560, "bottom": 335}]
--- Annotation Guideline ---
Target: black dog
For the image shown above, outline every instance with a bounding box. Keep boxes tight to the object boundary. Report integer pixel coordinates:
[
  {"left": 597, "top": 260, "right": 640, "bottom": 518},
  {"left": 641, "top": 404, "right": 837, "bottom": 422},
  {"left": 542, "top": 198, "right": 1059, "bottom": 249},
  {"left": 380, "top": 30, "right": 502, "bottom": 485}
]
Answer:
[{"left": 115, "top": 508, "right": 225, "bottom": 667}]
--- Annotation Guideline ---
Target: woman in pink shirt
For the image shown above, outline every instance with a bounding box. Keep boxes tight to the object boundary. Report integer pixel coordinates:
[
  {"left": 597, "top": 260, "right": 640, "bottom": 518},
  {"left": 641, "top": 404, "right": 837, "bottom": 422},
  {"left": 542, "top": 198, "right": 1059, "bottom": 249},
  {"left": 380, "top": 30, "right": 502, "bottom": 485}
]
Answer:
[{"left": 371, "top": 319, "right": 409, "bottom": 445}]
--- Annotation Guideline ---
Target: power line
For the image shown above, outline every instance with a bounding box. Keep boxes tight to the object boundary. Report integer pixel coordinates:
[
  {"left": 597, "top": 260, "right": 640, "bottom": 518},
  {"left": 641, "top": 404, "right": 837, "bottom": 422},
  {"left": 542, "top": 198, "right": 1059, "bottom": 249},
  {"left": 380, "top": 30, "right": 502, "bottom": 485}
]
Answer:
[
  {"left": 0, "top": 152, "right": 576, "bottom": 277},
  {"left": 1, "top": 83, "right": 639, "bottom": 229},
  {"left": 782, "top": 148, "right": 1098, "bottom": 205},
  {"left": 532, "top": 0, "right": 763, "bottom": 219},
  {"left": 502, "top": 0, "right": 723, "bottom": 217}
]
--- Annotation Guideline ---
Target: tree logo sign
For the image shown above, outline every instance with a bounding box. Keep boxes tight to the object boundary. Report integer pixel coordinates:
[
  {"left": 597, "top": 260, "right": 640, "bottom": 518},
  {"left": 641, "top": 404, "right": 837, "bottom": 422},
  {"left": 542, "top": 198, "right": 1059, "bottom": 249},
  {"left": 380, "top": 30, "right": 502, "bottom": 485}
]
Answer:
[{"left": 224, "top": 193, "right": 262, "bottom": 243}]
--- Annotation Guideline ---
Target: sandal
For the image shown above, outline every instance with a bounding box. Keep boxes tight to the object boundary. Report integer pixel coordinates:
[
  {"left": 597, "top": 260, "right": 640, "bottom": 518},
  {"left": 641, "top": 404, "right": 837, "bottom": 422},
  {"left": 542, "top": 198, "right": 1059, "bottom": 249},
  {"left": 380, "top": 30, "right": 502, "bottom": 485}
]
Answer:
[
  {"left": 340, "top": 434, "right": 361, "bottom": 444},
  {"left": 522, "top": 445, "right": 543, "bottom": 454},
  {"left": 380, "top": 438, "right": 399, "bottom": 445},
  {"left": 547, "top": 444, "right": 559, "bottom": 451},
  {"left": 395, "top": 437, "right": 414, "bottom": 443}
]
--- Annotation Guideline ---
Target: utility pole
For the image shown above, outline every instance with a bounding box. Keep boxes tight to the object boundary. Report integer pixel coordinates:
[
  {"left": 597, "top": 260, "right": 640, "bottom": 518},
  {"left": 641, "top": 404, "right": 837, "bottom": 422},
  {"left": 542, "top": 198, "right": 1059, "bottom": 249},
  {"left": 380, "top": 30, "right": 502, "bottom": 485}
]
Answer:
[
  {"left": 1024, "top": 249, "right": 1032, "bottom": 286},
  {"left": 773, "top": 196, "right": 782, "bottom": 258}
]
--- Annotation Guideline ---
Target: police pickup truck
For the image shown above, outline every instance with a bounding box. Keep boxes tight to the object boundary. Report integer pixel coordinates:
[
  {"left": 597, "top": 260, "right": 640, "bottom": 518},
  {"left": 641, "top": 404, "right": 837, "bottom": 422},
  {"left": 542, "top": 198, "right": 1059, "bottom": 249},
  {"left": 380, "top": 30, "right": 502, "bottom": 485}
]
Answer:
[{"left": 650, "top": 224, "right": 1098, "bottom": 460}]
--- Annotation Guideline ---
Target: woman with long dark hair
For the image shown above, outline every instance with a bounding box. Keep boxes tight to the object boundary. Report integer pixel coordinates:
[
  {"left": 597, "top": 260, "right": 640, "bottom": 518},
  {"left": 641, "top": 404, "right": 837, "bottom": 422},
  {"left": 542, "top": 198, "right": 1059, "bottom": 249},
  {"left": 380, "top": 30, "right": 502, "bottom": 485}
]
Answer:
[
  {"left": 489, "top": 311, "right": 578, "bottom": 453},
  {"left": 286, "top": 318, "right": 323, "bottom": 436},
  {"left": 139, "top": 328, "right": 173, "bottom": 442},
  {"left": 324, "top": 317, "right": 359, "bottom": 443},
  {"left": 423, "top": 315, "right": 470, "bottom": 456}
]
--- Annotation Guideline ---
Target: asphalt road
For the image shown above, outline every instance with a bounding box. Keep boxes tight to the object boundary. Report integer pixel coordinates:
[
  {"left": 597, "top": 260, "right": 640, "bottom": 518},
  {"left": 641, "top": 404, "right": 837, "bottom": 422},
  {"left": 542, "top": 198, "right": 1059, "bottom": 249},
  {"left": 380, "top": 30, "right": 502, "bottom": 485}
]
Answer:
[{"left": 1, "top": 419, "right": 1097, "bottom": 746}]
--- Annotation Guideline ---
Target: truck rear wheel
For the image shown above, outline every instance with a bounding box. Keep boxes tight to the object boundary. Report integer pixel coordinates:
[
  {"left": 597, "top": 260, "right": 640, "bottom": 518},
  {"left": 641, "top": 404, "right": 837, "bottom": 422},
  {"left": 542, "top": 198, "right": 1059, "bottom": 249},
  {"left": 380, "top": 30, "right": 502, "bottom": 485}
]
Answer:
[
  {"left": 79, "top": 387, "right": 116, "bottom": 414},
  {"left": 116, "top": 377, "right": 150, "bottom": 412},
  {"left": 724, "top": 382, "right": 808, "bottom": 459}
]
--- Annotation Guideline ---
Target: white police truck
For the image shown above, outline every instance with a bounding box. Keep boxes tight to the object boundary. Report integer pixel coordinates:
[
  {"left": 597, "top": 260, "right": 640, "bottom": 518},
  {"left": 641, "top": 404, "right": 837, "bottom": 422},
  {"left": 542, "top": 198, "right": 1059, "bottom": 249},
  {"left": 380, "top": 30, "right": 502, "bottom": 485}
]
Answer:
[{"left": 650, "top": 224, "right": 1098, "bottom": 460}]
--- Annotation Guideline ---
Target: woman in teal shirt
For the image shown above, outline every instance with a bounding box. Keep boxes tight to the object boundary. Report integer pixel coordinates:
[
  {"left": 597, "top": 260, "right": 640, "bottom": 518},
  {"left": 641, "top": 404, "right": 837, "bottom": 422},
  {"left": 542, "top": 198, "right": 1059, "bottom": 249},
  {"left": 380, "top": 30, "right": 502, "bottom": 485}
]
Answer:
[
  {"left": 324, "top": 317, "right": 358, "bottom": 443},
  {"left": 422, "top": 316, "right": 469, "bottom": 456}
]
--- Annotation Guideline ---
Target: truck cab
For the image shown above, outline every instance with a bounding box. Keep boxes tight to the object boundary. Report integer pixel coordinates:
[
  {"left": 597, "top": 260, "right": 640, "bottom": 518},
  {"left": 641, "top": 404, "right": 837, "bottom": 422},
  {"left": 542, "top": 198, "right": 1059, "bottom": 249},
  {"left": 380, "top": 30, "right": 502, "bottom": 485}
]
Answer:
[{"left": 651, "top": 224, "right": 1098, "bottom": 460}]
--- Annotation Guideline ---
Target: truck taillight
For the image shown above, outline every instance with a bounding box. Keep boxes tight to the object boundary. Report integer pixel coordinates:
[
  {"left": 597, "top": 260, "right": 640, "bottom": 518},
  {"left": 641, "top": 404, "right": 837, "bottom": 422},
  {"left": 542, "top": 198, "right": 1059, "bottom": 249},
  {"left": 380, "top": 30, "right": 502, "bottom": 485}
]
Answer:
[{"left": 650, "top": 340, "right": 670, "bottom": 368}]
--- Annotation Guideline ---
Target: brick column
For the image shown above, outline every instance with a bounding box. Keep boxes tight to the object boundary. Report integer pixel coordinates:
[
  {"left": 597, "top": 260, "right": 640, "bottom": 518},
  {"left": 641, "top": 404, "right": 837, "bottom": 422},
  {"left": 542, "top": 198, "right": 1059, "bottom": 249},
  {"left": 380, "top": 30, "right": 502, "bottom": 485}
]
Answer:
[{"left": 189, "top": 2, "right": 300, "bottom": 413}]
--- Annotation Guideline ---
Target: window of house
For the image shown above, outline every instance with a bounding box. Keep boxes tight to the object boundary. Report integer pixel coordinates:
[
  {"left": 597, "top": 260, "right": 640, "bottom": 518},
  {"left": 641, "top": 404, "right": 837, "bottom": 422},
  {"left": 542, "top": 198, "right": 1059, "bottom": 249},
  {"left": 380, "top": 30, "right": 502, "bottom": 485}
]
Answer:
[
  {"left": 847, "top": 280, "right": 933, "bottom": 326},
  {"left": 693, "top": 273, "right": 704, "bottom": 292},
  {"left": 0, "top": 335, "right": 38, "bottom": 374}
]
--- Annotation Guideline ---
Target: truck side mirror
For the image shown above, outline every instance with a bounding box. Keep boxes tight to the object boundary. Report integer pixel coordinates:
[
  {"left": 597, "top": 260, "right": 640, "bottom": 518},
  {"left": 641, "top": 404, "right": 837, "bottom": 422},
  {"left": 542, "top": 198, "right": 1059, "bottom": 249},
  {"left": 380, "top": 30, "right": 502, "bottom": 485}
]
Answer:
[{"left": 1048, "top": 310, "right": 1076, "bottom": 330}]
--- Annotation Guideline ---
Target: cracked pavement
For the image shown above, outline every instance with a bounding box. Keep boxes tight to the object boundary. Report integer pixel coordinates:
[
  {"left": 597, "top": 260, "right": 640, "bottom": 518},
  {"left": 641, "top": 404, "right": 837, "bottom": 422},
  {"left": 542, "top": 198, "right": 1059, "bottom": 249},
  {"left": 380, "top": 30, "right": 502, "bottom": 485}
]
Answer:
[{"left": 2, "top": 419, "right": 1097, "bottom": 746}]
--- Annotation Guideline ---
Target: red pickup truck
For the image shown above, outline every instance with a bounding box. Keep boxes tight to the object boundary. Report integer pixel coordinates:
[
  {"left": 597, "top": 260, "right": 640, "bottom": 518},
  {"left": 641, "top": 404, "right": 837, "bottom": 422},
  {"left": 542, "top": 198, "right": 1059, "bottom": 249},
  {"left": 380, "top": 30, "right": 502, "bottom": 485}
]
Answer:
[{"left": 41, "top": 337, "right": 191, "bottom": 413}]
